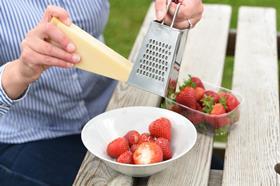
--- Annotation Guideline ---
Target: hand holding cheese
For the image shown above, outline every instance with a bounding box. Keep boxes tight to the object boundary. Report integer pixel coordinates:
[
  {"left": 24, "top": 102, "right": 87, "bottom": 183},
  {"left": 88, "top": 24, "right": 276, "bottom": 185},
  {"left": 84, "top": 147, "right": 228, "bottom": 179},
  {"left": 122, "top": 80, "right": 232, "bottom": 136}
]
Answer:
[
  {"left": 1, "top": 6, "right": 79, "bottom": 100},
  {"left": 51, "top": 18, "right": 133, "bottom": 82}
]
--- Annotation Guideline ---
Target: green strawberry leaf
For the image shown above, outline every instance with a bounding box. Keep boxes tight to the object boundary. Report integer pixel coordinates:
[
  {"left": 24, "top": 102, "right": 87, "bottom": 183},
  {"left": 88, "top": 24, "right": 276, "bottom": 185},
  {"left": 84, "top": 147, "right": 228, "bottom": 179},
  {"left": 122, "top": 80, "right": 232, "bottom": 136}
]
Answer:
[
  {"left": 201, "top": 95, "right": 214, "bottom": 113},
  {"left": 219, "top": 97, "right": 228, "bottom": 110}
]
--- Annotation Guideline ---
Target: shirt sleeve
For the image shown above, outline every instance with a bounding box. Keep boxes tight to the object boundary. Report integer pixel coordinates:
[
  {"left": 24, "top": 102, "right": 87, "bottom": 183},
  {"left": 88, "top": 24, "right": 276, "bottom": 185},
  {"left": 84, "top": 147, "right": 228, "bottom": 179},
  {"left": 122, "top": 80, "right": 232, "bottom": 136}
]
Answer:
[{"left": 0, "top": 63, "right": 30, "bottom": 115}]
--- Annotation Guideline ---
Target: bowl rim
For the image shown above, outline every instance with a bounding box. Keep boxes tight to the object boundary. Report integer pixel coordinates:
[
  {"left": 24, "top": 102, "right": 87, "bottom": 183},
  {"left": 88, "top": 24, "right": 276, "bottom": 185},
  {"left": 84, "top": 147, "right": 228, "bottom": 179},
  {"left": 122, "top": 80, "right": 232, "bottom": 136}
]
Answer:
[
  {"left": 165, "top": 81, "right": 244, "bottom": 117},
  {"left": 81, "top": 106, "right": 197, "bottom": 168}
]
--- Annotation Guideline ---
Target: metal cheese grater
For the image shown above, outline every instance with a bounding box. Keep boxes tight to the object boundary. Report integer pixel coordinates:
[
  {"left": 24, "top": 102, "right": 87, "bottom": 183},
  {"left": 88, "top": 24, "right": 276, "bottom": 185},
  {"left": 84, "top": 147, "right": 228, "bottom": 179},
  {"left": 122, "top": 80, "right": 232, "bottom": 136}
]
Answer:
[{"left": 128, "top": 1, "right": 189, "bottom": 97}]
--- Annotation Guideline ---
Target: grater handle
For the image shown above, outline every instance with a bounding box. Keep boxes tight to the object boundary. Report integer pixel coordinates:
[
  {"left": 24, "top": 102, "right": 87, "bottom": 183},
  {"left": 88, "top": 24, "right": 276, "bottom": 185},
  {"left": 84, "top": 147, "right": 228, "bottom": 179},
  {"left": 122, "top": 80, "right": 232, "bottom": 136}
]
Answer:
[{"left": 161, "top": 0, "right": 181, "bottom": 28}]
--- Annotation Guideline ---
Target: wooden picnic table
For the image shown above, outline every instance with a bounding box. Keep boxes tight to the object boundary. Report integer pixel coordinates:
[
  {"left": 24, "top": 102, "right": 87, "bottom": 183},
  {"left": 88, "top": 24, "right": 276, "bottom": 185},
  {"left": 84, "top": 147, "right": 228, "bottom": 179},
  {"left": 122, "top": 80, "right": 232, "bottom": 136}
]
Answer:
[{"left": 73, "top": 3, "right": 279, "bottom": 186}]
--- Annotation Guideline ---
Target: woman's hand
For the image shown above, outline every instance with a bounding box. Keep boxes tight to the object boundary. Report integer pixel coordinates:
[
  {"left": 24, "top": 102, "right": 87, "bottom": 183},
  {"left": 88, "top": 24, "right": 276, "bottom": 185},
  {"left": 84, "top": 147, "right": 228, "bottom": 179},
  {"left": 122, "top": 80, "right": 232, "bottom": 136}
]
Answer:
[
  {"left": 155, "top": 0, "right": 203, "bottom": 29},
  {"left": 18, "top": 5, "right": 80, "bottom": 83},
  {"left": 2, "top": 5, "right": 79, "bottom": 99}
]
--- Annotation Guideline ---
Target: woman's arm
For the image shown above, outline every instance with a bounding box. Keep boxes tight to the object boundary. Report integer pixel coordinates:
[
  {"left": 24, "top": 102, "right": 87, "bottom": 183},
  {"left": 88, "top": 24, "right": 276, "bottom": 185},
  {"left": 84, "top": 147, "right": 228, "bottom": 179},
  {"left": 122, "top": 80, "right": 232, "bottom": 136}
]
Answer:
[{"left": 1, "top": 5, "right": 81, "bottom": 100}]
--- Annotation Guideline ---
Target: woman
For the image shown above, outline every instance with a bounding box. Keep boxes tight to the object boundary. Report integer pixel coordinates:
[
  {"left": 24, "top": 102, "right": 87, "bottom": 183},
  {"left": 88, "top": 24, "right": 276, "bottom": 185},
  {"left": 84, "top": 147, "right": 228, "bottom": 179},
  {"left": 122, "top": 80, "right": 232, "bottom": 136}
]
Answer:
[{"left": 0, "top": 0, "right": 203, "bottom": 185}]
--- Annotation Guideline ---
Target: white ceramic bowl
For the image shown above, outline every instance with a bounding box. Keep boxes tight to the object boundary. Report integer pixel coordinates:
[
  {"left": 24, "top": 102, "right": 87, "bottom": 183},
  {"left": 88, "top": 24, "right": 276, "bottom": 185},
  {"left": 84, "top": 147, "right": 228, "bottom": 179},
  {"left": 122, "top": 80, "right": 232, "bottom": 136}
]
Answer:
[{"left": 81, "top": 106, "right": 197, "bottom": 177}]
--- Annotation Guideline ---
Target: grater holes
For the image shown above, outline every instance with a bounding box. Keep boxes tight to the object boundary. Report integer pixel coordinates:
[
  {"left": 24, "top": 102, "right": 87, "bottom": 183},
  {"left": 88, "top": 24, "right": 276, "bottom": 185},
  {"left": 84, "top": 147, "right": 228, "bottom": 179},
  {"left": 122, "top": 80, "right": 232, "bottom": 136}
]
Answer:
[
  {"left": 152, "top": 40, "right": 155, "bottom": 44},
  {"left": 155, "top": 52, "right": 158, "bottom": 57},
  {"left": 165, "top": 56, "right": 168, "bottom": 60}
]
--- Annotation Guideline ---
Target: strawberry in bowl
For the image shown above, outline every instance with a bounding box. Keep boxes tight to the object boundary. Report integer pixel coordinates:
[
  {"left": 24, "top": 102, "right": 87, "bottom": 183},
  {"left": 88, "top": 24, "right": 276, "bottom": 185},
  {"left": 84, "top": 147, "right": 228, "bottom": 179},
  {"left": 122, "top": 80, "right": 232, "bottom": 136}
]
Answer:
[
  {"left": 81, "top": 107, "right": 197, "bottom": 177},
  {"left": 163, "top": 75, "right": 243, "bottom": 135},
  {"left": 106, "top": 117, "right": 173, "bottom": 166}
]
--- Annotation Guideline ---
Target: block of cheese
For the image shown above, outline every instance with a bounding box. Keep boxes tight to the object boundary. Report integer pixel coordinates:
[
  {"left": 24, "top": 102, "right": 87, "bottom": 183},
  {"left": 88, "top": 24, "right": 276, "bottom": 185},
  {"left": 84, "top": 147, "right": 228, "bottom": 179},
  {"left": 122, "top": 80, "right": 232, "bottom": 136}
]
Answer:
[{"left": 51, "top": 17, "right": 132, "bottom": 82}]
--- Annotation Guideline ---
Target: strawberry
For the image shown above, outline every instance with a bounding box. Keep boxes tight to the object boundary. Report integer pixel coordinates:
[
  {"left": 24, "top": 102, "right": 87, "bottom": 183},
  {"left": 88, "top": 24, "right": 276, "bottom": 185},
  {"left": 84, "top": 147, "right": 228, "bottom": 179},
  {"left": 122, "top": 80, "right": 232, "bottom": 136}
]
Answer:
[
  {"left": 204, "top": 90, "right": 220, "bottom": 103},
  {"left": 190, "top": 76, "right": 205, "bottom": 89},
  {"left": 196, "top": 102, "right": 203, "bottom": 111},
  {"left": 117, "top": 151, "right": 133, "bottom": 164},
  {"left": 107, "top": 137, "right": 129, "bottom": 158},
  {"left": 180, "top": 75, "right": 205, "bottom": 89},
  {"left": 155, "top": 137, "right": 172, "bottom": 160},
  {"left": 194, "top": 87, "right": 205, "bottom": 101},
  {"left": 176, "top": 87, "right": 196, "bottom": 109},
  {"left": 138, "top": 133, "right": 154, "bottom": 144},
  {"left": 124, "top": 130, "right": 140, "bottom": 145},
  {"left": 211, "top": 103, "right": 226, "bottom": 115},
  {"left": 188, "top": 112, "right": 204, "bottom": 125},
  {"left": 205, "top": 116, "right": 217, "bottom": 128},
  {"left": 216, "top": 116, "right": 231, "bottom": 128},
  {"left": 149, "top": 117, "right": 172, "bottom": 141},
  {"left": 130, "top": 144, "right": 139, "bottom": 153},
  {"left": 219, "top": 92, "right": 240, "bottom": 112},
  {"left": 226, "top": 93, "right": 240, "bottom": 112},
  {"left": 133, "top": 142, "right": 163, "bottom": 164}
]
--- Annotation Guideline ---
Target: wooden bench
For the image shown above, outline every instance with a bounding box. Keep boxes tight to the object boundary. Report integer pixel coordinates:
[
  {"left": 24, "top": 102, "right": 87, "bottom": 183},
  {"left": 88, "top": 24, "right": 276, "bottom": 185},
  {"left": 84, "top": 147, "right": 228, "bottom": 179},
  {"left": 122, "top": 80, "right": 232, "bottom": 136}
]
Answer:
[
  {"left": 222, "top": 7, "right": 280, "bottom": 185},
  {"left": 73, "top": 3, "right": 279, "bottom": 186}
]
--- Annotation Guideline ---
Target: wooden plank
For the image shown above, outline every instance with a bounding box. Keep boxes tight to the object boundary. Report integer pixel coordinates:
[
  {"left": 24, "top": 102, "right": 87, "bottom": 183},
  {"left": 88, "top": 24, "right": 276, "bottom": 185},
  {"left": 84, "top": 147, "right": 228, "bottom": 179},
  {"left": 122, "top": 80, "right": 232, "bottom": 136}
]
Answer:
[
  {"left": 147, "top": 5, "right": 231, "bottom": 186},
  {"left": 208, "top": 170, "right": 223, "bottom": 186},
  {"left": 222, "top": 7, "right": 280, "bottom": 185},
  {"left": 73, "top": 4, "right": 157, "bottom": 186}
]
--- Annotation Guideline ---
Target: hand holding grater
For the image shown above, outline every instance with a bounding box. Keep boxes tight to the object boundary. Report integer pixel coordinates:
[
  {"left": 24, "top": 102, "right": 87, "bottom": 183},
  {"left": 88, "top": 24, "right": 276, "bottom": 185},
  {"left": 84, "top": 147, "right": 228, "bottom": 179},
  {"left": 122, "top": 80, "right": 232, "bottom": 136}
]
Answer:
[{"left": 128, "top": 1, "right": 189, "bottom": 97}]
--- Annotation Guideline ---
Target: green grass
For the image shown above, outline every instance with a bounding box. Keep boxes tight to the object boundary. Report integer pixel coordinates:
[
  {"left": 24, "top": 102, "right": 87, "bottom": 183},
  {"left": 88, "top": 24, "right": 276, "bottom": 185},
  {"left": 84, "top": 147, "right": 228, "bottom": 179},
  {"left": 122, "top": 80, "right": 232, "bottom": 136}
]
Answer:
[
  {"left": 104, "top": 0, "right": 151, "bottom": 58},
  {"left": 104, "top": 0, "right": 279, "bottom": 142},
  {"left": 104, "top": 0, "right": 279, "bottom": 58}
]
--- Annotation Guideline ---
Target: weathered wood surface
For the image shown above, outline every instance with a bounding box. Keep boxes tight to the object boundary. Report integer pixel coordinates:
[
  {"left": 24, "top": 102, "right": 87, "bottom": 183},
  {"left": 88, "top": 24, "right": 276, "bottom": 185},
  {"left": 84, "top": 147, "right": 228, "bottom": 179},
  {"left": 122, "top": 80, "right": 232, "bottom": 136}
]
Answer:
[
  {"left": 222, "top": 7, "right": 280, "bottom": 186},
  {"left": 73, "top": 3, "right": 158, "bottom": 186},
  {"left": 208, "top": 170, "right": 223, "bottom": 186},
  {"left": 147, "top": 5, "right": 231, "bottom": 186}
]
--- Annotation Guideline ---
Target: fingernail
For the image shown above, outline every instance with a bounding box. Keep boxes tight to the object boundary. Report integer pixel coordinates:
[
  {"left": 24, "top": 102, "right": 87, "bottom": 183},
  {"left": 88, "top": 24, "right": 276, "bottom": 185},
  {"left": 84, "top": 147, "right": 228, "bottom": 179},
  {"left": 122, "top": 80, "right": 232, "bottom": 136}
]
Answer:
[
  {"left": 67, "top": 43, "right": 75, "bottom": 52},
  {"left": 156, "top": 10, "right": 165, "bottom": 20},
  {"left": 72, "top": 54, "right": 81, "bottom": 62},
  {"left": 67, "top": 63, "right": 74, "bottom": 68}
]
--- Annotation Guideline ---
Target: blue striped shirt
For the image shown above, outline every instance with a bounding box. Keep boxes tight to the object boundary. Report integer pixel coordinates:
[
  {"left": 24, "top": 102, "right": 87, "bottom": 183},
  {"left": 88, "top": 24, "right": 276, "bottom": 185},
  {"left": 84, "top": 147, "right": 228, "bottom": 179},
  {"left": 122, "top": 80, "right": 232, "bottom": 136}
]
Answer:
[{"left": 0, "top": 0, "right": 116, "bottom": 143}]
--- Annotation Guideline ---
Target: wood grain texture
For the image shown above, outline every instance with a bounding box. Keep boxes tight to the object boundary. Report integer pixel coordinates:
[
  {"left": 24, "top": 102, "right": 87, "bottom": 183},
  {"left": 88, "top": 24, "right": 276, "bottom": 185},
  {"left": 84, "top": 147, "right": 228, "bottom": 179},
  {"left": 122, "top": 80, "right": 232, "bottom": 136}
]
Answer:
[
  {"left": 147, "top": 5, "right": 231, "bottom": 186},
  {"left": 208, "top": 170, "right": 223, "bottom": 186},
  {"left": 73, "top": 4, "right": 157, "bottom": 186},
  {"left": 222, "top": 7, "right": 280, "bottom": 186}
]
